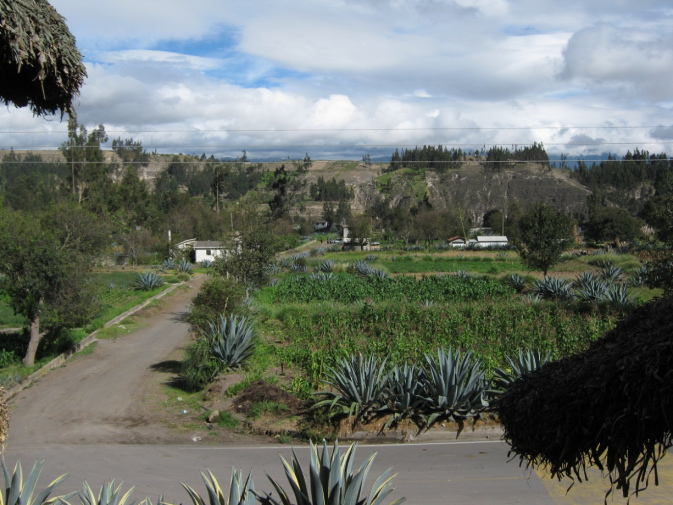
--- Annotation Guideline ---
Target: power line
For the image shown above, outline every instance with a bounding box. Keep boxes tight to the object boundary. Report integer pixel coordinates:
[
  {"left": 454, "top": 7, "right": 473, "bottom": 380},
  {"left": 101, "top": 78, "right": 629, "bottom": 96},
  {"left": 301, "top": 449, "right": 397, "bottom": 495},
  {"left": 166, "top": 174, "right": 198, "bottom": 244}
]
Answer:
[
  {"left": 3, "top": 141, "right": 673, "bottom": 150},
  {"left": 0, "top": 125, "right": 671, "bottom": 135}
]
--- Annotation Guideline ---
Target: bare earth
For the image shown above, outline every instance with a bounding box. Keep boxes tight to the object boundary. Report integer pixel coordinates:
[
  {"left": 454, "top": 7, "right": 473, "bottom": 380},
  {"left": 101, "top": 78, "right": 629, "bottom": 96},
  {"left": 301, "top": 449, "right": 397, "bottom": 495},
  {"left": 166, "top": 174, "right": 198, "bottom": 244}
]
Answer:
[{"left": 7, "top": 277, "right": 265, "bottom": 450}]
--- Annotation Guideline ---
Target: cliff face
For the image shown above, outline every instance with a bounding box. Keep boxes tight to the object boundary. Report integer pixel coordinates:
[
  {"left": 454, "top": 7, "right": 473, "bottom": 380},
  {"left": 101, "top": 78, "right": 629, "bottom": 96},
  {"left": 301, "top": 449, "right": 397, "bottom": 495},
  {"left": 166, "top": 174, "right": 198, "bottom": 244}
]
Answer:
[{"left": 423, "top": 164, "right": 592, "bottom": 224}]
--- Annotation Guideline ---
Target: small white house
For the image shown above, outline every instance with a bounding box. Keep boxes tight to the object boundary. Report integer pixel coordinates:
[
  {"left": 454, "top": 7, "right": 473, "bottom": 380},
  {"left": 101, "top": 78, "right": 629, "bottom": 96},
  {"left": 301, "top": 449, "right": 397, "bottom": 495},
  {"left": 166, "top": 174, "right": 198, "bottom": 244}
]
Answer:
[
  {"left": 175, "top": 238, "right": 227, "bottom": 263},
  {"left": 475, "top": 235, "right": 509, "bottom": 248},
  {"left": 314, "top": 221, "right": 330, "bottom": 232}
]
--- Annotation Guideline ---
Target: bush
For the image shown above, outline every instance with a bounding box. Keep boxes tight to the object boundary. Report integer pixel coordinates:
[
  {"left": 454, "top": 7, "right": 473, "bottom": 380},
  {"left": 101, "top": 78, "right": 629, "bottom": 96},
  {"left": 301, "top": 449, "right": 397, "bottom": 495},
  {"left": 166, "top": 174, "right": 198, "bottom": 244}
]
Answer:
[{"left": 186, "top": 277, "right": 247, "bottom": 332}]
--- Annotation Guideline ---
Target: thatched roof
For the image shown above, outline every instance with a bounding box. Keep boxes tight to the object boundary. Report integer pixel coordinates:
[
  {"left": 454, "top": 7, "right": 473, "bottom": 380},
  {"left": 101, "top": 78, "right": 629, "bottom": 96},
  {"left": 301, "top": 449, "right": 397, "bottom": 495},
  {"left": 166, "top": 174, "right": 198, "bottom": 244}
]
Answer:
[
  {"left": 497, "top": 296, "right": 673, "bottom": 498},
  {"left": 0, "top": 0, "right": 86, "bottom": 116}
]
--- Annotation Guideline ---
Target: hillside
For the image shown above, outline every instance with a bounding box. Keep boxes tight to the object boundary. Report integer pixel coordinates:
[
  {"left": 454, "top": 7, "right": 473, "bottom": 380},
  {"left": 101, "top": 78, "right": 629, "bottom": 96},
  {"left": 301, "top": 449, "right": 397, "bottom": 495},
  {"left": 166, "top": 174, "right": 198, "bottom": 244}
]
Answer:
[
  {"left": 297, "top": 160, "right": 593, "bottom": 225},
  {"left": 0, "top": 150, "right": 594, "bottom": 224}
]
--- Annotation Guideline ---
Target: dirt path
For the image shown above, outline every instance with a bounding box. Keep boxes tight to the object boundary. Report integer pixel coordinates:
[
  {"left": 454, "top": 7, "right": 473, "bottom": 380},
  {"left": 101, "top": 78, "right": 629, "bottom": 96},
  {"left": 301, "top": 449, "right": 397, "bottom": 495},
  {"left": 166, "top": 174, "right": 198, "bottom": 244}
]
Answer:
[{"left": 6, "top": 277, "right": 258, "bottom": 449}]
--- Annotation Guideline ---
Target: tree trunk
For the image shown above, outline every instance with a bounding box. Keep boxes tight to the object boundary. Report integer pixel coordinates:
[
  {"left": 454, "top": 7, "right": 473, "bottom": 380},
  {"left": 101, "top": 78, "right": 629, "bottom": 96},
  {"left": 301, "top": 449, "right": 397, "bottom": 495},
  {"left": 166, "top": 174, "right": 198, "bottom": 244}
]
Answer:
[{"left": 23, "top": 299, "right": 44, "bottom": 367}]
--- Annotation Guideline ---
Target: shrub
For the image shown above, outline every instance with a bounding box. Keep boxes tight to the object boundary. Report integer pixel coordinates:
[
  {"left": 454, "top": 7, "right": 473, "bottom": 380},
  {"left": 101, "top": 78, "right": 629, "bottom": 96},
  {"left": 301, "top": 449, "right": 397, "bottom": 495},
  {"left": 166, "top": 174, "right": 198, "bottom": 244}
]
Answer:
[{"left": 186, "top": 277, "right": 247, "bottom": 332}]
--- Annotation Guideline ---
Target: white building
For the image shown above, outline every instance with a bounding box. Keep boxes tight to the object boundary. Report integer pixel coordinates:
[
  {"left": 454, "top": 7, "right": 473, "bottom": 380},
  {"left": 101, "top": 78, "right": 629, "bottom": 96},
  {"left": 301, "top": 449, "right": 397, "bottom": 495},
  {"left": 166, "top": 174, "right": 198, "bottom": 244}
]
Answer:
[{"left": 175, "top": 239, "right": 227, "bottom": 263}]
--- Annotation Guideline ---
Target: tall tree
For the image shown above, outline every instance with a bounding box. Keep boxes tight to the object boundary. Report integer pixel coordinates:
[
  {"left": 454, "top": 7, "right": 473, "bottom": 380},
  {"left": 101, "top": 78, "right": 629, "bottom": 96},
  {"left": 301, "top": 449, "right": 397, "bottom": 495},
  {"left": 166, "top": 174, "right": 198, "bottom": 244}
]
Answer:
[
  {"left": 60, "top": 113, "right": 109, "bottom": 203},
  {"left": 0, "top": 204, "right": 108, "bottom": 366},
  {"left": 516, "top": 203, "right": 574, "bottom": 276}
]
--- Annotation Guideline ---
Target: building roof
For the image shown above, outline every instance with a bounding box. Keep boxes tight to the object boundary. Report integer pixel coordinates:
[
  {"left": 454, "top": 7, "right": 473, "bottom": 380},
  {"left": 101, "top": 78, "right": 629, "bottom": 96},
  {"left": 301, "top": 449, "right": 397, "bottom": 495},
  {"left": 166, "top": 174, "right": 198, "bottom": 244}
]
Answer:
[
  {"left": 193, "top": 241, "right": 224, "bottom": 249},
  {"left": 476, "top": 235, "right": 508, "bottom": 242}
]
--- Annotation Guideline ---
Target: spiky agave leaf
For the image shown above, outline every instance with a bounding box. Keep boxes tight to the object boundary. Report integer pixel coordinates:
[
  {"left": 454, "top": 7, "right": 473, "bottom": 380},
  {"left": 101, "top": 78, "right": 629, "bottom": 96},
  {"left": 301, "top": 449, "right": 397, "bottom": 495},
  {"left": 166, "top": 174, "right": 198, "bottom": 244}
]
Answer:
[
  {"left": 490, "top": 348, "right": 551, "bottom": 395},
  {"left": 381, "top": 363, "right": 424, "bottom": 430},
  {"left": 181, "top": 468, "right": 255, "bottom": 505},
  {"left": 133, "top": 270, "right": 165, "bottom": 291},
  {"left": 533, "top": 277, "right": 574, "bottom": 302},
  {"left": 176, "top": 259, "right": 193, "bottom": 274},
  {"left": 203, "top": 314, "right": 257, "bottom": 370},
  {"left": 314, "top": 354, "right": 388, "bottom": 423},
  {"left": 0, "top": 460, "right": 69, "bottom": 505},
  {"left": 76, "top": 481, "right": 135, "bottom": 505},
  {"left": 256, "top": 440, "right": 405, "bottom": 505},
  {"left": 420, "top": 347, "right": 488, "bottom": 428}
]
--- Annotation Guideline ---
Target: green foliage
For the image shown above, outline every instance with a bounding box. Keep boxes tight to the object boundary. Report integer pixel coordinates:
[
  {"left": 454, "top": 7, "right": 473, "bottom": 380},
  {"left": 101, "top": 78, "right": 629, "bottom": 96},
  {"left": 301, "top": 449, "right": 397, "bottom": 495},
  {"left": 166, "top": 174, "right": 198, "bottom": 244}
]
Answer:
[
  {"left": 203, "top": 315, "right": 257, "bottom": 371},
  {"left": 74, "top": 481, "right": 135, "bottom": 505},
  {"left": 490, "top": 348, "right": 551, "bottom": 394},
  {"left": 182, "top": 469, "right": 255, "bottom": 505},
  {"left": 0, "top": 460, "right": 68, "bottom": 505},
  {"left": 176, "top": 260, "right": 193, "bottom": 274},
  {"left": 133, "top": 271, "right": 165, "bottom": 291},
  {"left": 420, "top": 347, "right": 488, "bottom": 427},
  {"left": 516, "top": 203, "right": 574, "bottom": 276},
  {"left": 315, "top": 354, "right": 388, "bottom": 423},
  {"left": 181, "top": 338, "right": 220, "bottom": 392},
  {"left": 256, "top": 440, "right": 405, "bottom": 505},
  {"left": 186, "top": 276, "right": 248, "bottom": 332},
  {"left": 273, "top": 273, "right": 513, "bottom": 305},
  {"left": 585, "top": 206, "right": 643, "bottom": 243}
]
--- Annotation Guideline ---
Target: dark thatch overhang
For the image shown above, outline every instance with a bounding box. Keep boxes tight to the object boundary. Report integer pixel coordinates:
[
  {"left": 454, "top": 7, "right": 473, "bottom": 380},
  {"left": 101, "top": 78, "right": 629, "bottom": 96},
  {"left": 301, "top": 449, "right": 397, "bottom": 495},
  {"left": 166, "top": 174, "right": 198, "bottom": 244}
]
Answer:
[
  {"left": 496, "top": 296, "right": 673, "bottom": 498},
  {"left": 0, "top": 0, "right": 86, "bottom": 116}
]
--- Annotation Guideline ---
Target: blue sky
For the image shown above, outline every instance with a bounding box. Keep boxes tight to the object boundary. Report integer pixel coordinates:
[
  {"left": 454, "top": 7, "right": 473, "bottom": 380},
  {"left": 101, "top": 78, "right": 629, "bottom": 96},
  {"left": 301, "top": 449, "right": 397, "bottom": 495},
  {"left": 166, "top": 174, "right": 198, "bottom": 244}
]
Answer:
[{"left": 1, "top": 0, "right": 673, "bottom": 161}]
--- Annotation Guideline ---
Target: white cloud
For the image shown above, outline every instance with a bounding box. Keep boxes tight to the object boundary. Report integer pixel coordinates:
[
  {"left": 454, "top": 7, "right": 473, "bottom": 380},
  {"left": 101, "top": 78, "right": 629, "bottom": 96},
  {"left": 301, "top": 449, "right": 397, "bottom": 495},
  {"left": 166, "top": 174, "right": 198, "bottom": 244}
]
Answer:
[{"left": 1, "top": 0, "right": 672, "bottom": 160}]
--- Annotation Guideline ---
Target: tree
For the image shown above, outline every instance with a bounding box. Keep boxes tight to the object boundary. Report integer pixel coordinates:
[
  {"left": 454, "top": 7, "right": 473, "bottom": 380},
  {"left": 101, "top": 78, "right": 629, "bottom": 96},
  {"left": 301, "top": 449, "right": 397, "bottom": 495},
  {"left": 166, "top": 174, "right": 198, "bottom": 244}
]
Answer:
[
  {"left": 60, "top": 113, "right": 110, "bottom": 202},
  {"left": 0, "top": 204, "right": 108, "bottom": 366},
  {"left": 0, "top": 0, "right": 86, "bottom": 116},
  {"left": 214, "top": 201, "right": 278, "bottom": 288},
  {"left": 584, "top": 206, "right": 643, "bottom": 243},
  {"left": 516, "top": 203, "right": 573, "bottom": 276},
  {"left": 347, "top": 214, "right": 371, "bottom": 250}
]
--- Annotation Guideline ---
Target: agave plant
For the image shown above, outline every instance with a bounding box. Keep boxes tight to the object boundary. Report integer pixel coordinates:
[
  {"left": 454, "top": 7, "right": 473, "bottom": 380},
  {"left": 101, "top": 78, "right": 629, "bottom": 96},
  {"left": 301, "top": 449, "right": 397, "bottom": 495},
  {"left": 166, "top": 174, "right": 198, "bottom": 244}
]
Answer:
[
  {"left": 368, "top": 268, "right": 388, "bottom": 279},
  {"left": 490, "top": 348, "right": 551, "bottom": 395},
  {"left": 162, "top": 258, "right": 177, "bottom": 270},
  {"left": 629, "top": 264, "right": 648, "bottom": 287},
  {"left": 420, "top": 347, "right": 488, "bottom": 428},
  {"left": 0, "top": 460, "right": 69, "bottom": 505},
  {"left": 278, "top": 258, "right": 291, "bottom": 269},
  {"left": 182, "top": 469, "right": 255, "bottom": 505},
  {"left": 203, "top": 315, "right": 256, "bottom": 371},
  {"left": 265, "top": 263, "right": 281, "bottom": 274},
  {"left": 381, "top": 363, "right": 424, "bottom": 430},
  {"left": 315, "top": 354, "right": 388, "bottom": 423},
  {"left": 310, "top": 272, "right": 335, "bottom": 282},
  {"left": 599, "top": 263, "right": 623, "bottom": 285},
  {"left": 603, "top": 284, "right": 637, "bottom": 311},
  {"left": 134, "top": 270, "right": 165, "bottom": 291},
  {"left": 75, "top": 481, "right": 136, "bottom": 505},
  {"left": 256, "top": 440, "right": 405, "bottom": 505},
  {"left": 533, "top": 277, "right": 574, "bottom": 302},
  {"left": 505, "top": 273, "right": 526, "bottom": 293},
  {"left": 573, "top": 272, "right": 609, "bottom": 304},
  {"left": 176, "top": 259, "right": 193, "bottom": 274},
  {"left": 290, "top": 263, "right": 308, "bottom": 273},
  {"left": 200, "top": 259, "right": 213, "bottom": 268},
  {"left": 350, "top": 260, "right": 373, "bottom": 276},
  {"left": 317, "top": 260, "right": 336, "bottom": 273},
  {"left": 365, "top": 255, "right": 378, "bottom": 262}
]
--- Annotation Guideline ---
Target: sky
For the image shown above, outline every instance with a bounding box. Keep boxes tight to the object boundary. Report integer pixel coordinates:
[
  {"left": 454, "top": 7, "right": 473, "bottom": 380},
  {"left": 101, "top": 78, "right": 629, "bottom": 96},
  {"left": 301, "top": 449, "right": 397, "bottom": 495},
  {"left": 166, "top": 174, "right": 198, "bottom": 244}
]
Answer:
[{"left": 2, "top": 0, "right": 673, "bottom": 161}]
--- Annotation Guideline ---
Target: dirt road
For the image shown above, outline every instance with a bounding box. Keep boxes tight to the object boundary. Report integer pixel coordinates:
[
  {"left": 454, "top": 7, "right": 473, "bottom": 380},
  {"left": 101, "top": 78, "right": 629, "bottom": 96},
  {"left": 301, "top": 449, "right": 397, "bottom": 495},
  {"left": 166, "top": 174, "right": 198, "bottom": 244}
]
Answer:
[{"left": 5, "top": 277, "right": 248, "bottom": 448}]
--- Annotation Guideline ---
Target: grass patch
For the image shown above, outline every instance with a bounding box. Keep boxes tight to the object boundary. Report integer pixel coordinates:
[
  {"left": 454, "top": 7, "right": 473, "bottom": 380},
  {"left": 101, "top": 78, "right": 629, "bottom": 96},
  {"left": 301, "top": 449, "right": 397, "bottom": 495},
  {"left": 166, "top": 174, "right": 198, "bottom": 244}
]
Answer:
[
  {"left": 248, "top": 400, "right": 289, "bottom": 419},
  {"left": 211, "top": 411, "right": 239, "bottom": 429}
]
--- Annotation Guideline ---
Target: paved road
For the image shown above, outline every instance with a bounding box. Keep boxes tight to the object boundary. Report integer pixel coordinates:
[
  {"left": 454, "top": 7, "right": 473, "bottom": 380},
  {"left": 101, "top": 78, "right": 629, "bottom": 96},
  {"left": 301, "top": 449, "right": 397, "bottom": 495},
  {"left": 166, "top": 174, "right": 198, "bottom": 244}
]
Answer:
[{"left": 4, "top": 278, "right": 673, "bottom": 504}]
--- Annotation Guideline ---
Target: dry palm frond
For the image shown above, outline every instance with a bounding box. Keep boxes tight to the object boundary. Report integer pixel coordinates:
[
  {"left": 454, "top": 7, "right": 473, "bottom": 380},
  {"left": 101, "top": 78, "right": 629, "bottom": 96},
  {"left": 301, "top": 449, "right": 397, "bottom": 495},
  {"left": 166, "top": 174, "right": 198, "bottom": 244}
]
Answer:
[
  {"left": 0, "top": 0, "right": 86, "bottom": 116},
  {"left": 496, "top": 296, "right": 673, "bottom": 499}
]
